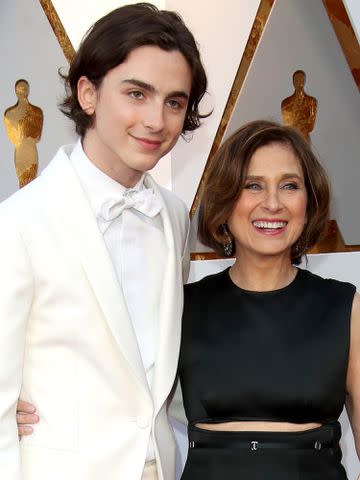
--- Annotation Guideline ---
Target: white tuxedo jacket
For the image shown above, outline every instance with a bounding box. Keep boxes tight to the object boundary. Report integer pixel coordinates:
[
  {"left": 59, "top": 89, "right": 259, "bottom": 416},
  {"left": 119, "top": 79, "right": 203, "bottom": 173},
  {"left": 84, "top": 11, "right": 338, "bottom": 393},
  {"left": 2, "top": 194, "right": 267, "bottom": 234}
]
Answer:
[{"left": 0, "top": 145, "right": 190, "bottom": 480}]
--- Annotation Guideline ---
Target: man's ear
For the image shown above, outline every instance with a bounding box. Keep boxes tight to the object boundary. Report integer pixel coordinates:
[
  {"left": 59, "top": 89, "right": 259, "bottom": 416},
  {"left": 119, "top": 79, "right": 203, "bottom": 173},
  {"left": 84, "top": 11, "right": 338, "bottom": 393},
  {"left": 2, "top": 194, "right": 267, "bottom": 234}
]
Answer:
[{"left": 77, "top": 76, "right": 97, "bottom": 115}]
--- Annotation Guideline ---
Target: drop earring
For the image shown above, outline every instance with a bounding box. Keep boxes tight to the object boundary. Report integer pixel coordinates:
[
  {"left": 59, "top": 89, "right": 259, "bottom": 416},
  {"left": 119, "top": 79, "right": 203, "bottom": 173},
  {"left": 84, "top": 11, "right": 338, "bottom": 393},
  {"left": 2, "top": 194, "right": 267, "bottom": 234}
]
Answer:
[{"left": 222, "top": 224, "right": 233, "bottom": 257}]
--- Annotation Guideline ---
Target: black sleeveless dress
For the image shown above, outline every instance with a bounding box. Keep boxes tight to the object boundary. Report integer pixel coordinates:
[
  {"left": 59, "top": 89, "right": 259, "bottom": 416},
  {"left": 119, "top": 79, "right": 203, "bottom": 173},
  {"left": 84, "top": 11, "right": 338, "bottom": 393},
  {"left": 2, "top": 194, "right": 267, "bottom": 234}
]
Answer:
[{"left": 178, "top": 268, "right": 356, "bottom": 479}]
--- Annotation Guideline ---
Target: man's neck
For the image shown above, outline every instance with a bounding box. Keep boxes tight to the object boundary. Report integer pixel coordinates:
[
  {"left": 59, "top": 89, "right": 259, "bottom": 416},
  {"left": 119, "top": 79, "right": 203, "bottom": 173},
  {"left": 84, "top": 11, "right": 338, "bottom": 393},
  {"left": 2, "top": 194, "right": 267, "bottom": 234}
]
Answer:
[{"left": 81, "top": 133, "right": 142, "bottom": 188}]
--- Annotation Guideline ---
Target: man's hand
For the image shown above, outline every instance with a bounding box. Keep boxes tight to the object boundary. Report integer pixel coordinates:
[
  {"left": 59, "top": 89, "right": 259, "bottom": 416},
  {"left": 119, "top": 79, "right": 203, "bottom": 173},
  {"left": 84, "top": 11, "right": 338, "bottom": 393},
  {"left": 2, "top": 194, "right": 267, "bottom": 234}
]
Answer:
[{"left": 17, "top": 400, "right": 39, "bottom": 437}]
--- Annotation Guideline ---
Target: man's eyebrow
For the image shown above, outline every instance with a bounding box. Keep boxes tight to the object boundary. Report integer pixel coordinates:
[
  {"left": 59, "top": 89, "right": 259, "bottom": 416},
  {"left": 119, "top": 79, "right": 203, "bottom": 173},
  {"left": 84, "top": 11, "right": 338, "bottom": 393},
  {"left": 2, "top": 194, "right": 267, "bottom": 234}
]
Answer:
[
  {"left": 170, "top": 90, "right": 189, "bottom": 101},
  {"left": 121, "top": 78, "right": 156, "bottom": 93},
  {"left": 121, "top": 78, "right": 189, "bottom": 100}
]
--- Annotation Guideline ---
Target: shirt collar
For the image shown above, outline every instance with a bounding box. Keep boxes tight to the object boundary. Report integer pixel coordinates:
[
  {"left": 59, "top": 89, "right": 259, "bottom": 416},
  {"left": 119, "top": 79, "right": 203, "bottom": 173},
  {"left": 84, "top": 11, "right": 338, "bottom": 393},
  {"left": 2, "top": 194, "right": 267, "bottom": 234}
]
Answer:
[{"left": 69, "top": 139, "right": 145, "bottom": 217}]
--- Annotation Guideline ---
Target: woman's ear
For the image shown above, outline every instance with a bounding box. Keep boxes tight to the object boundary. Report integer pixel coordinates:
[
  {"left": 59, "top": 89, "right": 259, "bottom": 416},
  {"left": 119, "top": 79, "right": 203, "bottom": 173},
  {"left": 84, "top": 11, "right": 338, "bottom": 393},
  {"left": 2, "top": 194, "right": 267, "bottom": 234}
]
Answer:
[{"left": 77, "top": 76, "right": 97, "bottom": 115}]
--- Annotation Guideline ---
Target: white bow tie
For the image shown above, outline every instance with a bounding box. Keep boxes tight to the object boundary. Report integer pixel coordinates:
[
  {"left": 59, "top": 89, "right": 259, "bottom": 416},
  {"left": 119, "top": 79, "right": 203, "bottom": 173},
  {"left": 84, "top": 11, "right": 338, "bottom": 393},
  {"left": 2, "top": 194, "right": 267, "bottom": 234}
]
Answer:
[{"left": 99, "top": 188, "right": 163, "bottom": 226}]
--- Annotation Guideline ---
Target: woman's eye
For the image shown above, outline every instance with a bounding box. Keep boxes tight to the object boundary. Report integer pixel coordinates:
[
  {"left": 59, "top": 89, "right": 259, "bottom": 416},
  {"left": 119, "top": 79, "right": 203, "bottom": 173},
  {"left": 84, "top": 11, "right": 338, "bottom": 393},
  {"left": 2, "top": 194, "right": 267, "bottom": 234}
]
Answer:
[
  {"left": 282, "top": 183, "right": 299, "bottom": 190},
  {"left": 129, "top": 91, "right": 144, "bottom": 100},
  {"left": 244, "top": 183, "right": 261, "bottom": 190}
]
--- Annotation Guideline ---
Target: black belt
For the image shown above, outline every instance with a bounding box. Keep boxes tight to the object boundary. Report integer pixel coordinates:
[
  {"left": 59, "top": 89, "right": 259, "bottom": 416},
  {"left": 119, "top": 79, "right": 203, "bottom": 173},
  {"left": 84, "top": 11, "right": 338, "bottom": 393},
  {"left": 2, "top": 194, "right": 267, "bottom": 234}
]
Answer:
[{"left": 189, "top": 439, "right": 336, "bottom": 451}]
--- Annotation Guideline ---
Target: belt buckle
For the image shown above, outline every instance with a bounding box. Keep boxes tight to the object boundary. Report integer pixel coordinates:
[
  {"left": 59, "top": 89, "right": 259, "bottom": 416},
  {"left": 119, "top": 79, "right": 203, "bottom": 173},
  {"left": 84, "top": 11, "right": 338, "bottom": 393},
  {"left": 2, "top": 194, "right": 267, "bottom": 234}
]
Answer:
[
  {"left": 250, "top": 440, "right": 259, "bottom": 451},
  {"left": 314, "top": 441, "right": 322, "bottom": 450}
]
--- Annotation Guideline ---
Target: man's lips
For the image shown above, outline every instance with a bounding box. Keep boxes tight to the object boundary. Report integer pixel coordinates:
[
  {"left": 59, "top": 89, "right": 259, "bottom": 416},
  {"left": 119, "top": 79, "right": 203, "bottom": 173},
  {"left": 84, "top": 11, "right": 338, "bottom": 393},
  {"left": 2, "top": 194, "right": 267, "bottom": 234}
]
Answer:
[{"left": 130, "top": 134, "right": 163, "bottom": 150}]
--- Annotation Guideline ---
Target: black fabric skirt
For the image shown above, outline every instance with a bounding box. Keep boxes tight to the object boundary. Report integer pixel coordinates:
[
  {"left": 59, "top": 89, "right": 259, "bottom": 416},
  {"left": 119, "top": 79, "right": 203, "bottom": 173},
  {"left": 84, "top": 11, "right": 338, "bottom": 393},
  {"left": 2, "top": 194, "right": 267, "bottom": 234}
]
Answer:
[{"left": 180, "top": 422, "right": 348, "bottom": 480}]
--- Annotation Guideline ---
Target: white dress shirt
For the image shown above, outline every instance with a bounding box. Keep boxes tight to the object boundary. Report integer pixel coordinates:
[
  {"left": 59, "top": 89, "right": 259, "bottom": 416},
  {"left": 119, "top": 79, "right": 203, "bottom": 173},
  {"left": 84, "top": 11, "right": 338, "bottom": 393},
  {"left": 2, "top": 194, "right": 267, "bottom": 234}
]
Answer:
[{"left": 70, "top": 140, "right": 166, "bottom": 461}]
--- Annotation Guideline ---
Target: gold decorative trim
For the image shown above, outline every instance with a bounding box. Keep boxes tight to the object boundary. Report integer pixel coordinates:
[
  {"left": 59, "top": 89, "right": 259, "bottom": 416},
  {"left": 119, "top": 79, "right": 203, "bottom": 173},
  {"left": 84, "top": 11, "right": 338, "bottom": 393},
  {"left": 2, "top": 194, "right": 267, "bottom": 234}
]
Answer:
[
  {"left": 191, "top": 252, "right": 227, "bottom": 261},
  {"left": 323, "top": 0, "right": 360, "bottom": 92},
  {"left": 190, "top": 0, "right": 275, "bottom": 219},
  {"left": 39, "top": 0, "right": 75, "bottom": 63}
]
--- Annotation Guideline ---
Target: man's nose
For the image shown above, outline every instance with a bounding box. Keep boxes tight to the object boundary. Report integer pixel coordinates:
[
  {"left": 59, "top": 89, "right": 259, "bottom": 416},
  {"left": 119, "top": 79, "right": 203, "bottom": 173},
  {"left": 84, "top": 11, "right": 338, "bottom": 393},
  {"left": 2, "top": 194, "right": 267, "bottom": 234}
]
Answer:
[{"left": 143, "top": 103, "right": 165, "bottom": 132}]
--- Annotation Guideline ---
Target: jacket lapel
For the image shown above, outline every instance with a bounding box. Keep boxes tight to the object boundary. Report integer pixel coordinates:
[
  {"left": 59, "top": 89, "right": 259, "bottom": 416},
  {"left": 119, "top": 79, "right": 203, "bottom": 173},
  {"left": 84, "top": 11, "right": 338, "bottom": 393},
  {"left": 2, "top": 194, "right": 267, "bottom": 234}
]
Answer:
[
  {"left": 144, "top": 175, "right": 184, "bottom": 412},
  {"left": 40, "top": 147, "right": 149, "bottom": 391}
]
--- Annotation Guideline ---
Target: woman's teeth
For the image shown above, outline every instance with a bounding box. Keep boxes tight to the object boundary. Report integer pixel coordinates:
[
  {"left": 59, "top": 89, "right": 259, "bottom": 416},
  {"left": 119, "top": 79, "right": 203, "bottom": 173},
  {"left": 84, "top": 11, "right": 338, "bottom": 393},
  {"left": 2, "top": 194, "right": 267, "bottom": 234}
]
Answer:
[{"left": 252, "top": 221, "right": 287, "bottom": 229}]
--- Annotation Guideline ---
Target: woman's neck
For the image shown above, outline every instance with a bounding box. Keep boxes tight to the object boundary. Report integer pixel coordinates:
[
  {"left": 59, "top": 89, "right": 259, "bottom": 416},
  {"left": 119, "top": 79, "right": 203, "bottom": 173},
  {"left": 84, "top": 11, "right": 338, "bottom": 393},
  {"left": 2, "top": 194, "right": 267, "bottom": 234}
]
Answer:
[{"left": 229, "top": 253, "right": 297, "bottom": 292}]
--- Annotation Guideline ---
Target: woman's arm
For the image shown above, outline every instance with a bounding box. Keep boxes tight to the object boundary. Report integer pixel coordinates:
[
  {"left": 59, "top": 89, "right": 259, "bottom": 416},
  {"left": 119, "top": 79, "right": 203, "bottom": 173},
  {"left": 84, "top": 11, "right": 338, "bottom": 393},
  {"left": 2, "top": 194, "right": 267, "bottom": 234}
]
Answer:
[{"left": 346, "top": 292, "right": 360, "bottom": 458}]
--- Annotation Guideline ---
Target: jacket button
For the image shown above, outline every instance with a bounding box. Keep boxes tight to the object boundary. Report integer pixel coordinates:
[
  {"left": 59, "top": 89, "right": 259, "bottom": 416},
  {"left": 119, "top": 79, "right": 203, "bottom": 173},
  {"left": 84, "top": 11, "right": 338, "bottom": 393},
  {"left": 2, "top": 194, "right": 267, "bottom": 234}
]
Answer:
[{"left": 136, "top": 416, "right": 149, "bottom": 429}]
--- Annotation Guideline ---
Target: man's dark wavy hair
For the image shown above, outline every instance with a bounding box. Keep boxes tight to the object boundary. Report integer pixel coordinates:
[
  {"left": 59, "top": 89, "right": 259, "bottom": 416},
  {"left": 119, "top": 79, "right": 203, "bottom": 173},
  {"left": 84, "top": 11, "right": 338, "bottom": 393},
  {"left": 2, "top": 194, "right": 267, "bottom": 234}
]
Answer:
[{"left": 59, "top": 3, "right": 209, "bottom": 137}]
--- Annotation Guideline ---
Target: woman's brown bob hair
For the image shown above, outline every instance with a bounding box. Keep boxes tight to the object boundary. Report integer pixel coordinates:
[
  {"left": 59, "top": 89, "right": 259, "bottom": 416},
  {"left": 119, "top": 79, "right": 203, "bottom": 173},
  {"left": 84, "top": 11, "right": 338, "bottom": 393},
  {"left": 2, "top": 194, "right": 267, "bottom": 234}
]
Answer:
[
  {"left": 198, "top": 120, "right": 330, "bottom": 264},
  {"left": 60, "top": 3, "right": 208, "bottom": 137}
]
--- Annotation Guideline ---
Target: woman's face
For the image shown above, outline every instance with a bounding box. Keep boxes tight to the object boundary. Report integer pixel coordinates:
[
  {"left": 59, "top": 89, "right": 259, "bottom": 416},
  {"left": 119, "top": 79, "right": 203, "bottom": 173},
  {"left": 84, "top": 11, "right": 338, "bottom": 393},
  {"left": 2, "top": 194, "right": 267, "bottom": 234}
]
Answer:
[{"left": 227, "top": 142, "right": 308, "bottom": 262}]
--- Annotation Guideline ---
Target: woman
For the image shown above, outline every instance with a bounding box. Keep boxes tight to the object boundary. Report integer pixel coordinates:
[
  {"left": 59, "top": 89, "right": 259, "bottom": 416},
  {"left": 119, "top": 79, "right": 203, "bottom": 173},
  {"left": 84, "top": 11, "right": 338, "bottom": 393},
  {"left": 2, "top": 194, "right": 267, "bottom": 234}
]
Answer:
[{"left": 178, "top": 120, "right": 360, "bottom": 479}]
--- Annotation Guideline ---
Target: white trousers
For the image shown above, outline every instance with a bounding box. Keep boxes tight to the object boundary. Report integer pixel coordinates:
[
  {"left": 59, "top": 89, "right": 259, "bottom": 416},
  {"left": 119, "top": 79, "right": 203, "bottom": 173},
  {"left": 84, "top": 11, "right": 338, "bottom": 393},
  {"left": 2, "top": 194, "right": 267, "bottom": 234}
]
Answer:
[{"left": 141, "top": 460, "right": 158, "bottom": 480}]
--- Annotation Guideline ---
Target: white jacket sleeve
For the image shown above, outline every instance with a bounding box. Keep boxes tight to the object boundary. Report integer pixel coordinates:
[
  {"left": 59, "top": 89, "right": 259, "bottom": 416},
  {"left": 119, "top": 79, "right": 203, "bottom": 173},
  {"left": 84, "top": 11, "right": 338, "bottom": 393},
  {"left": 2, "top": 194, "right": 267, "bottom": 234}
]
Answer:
[{"left": 0, "top": 215, "right": 33, "bottom": 479}]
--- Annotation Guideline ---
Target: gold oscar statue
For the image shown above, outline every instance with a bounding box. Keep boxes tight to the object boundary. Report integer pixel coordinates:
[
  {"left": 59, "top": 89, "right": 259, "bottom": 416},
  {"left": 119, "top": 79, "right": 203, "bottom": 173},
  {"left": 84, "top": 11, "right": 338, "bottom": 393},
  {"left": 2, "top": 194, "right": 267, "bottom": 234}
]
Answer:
[
  {"left": 281, "top": 70, "right": 317, "bottom": 141},
  {"left": 4, "top": 79, "right": 43, "bottom": 188}
]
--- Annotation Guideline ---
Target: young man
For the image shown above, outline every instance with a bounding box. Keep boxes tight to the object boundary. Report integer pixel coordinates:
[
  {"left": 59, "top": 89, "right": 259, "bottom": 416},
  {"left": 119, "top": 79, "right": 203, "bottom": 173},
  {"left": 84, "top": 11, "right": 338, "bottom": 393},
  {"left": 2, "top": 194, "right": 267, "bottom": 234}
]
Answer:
[{"left": 0, "top": 4, "right": 207, "bottom": 479}]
